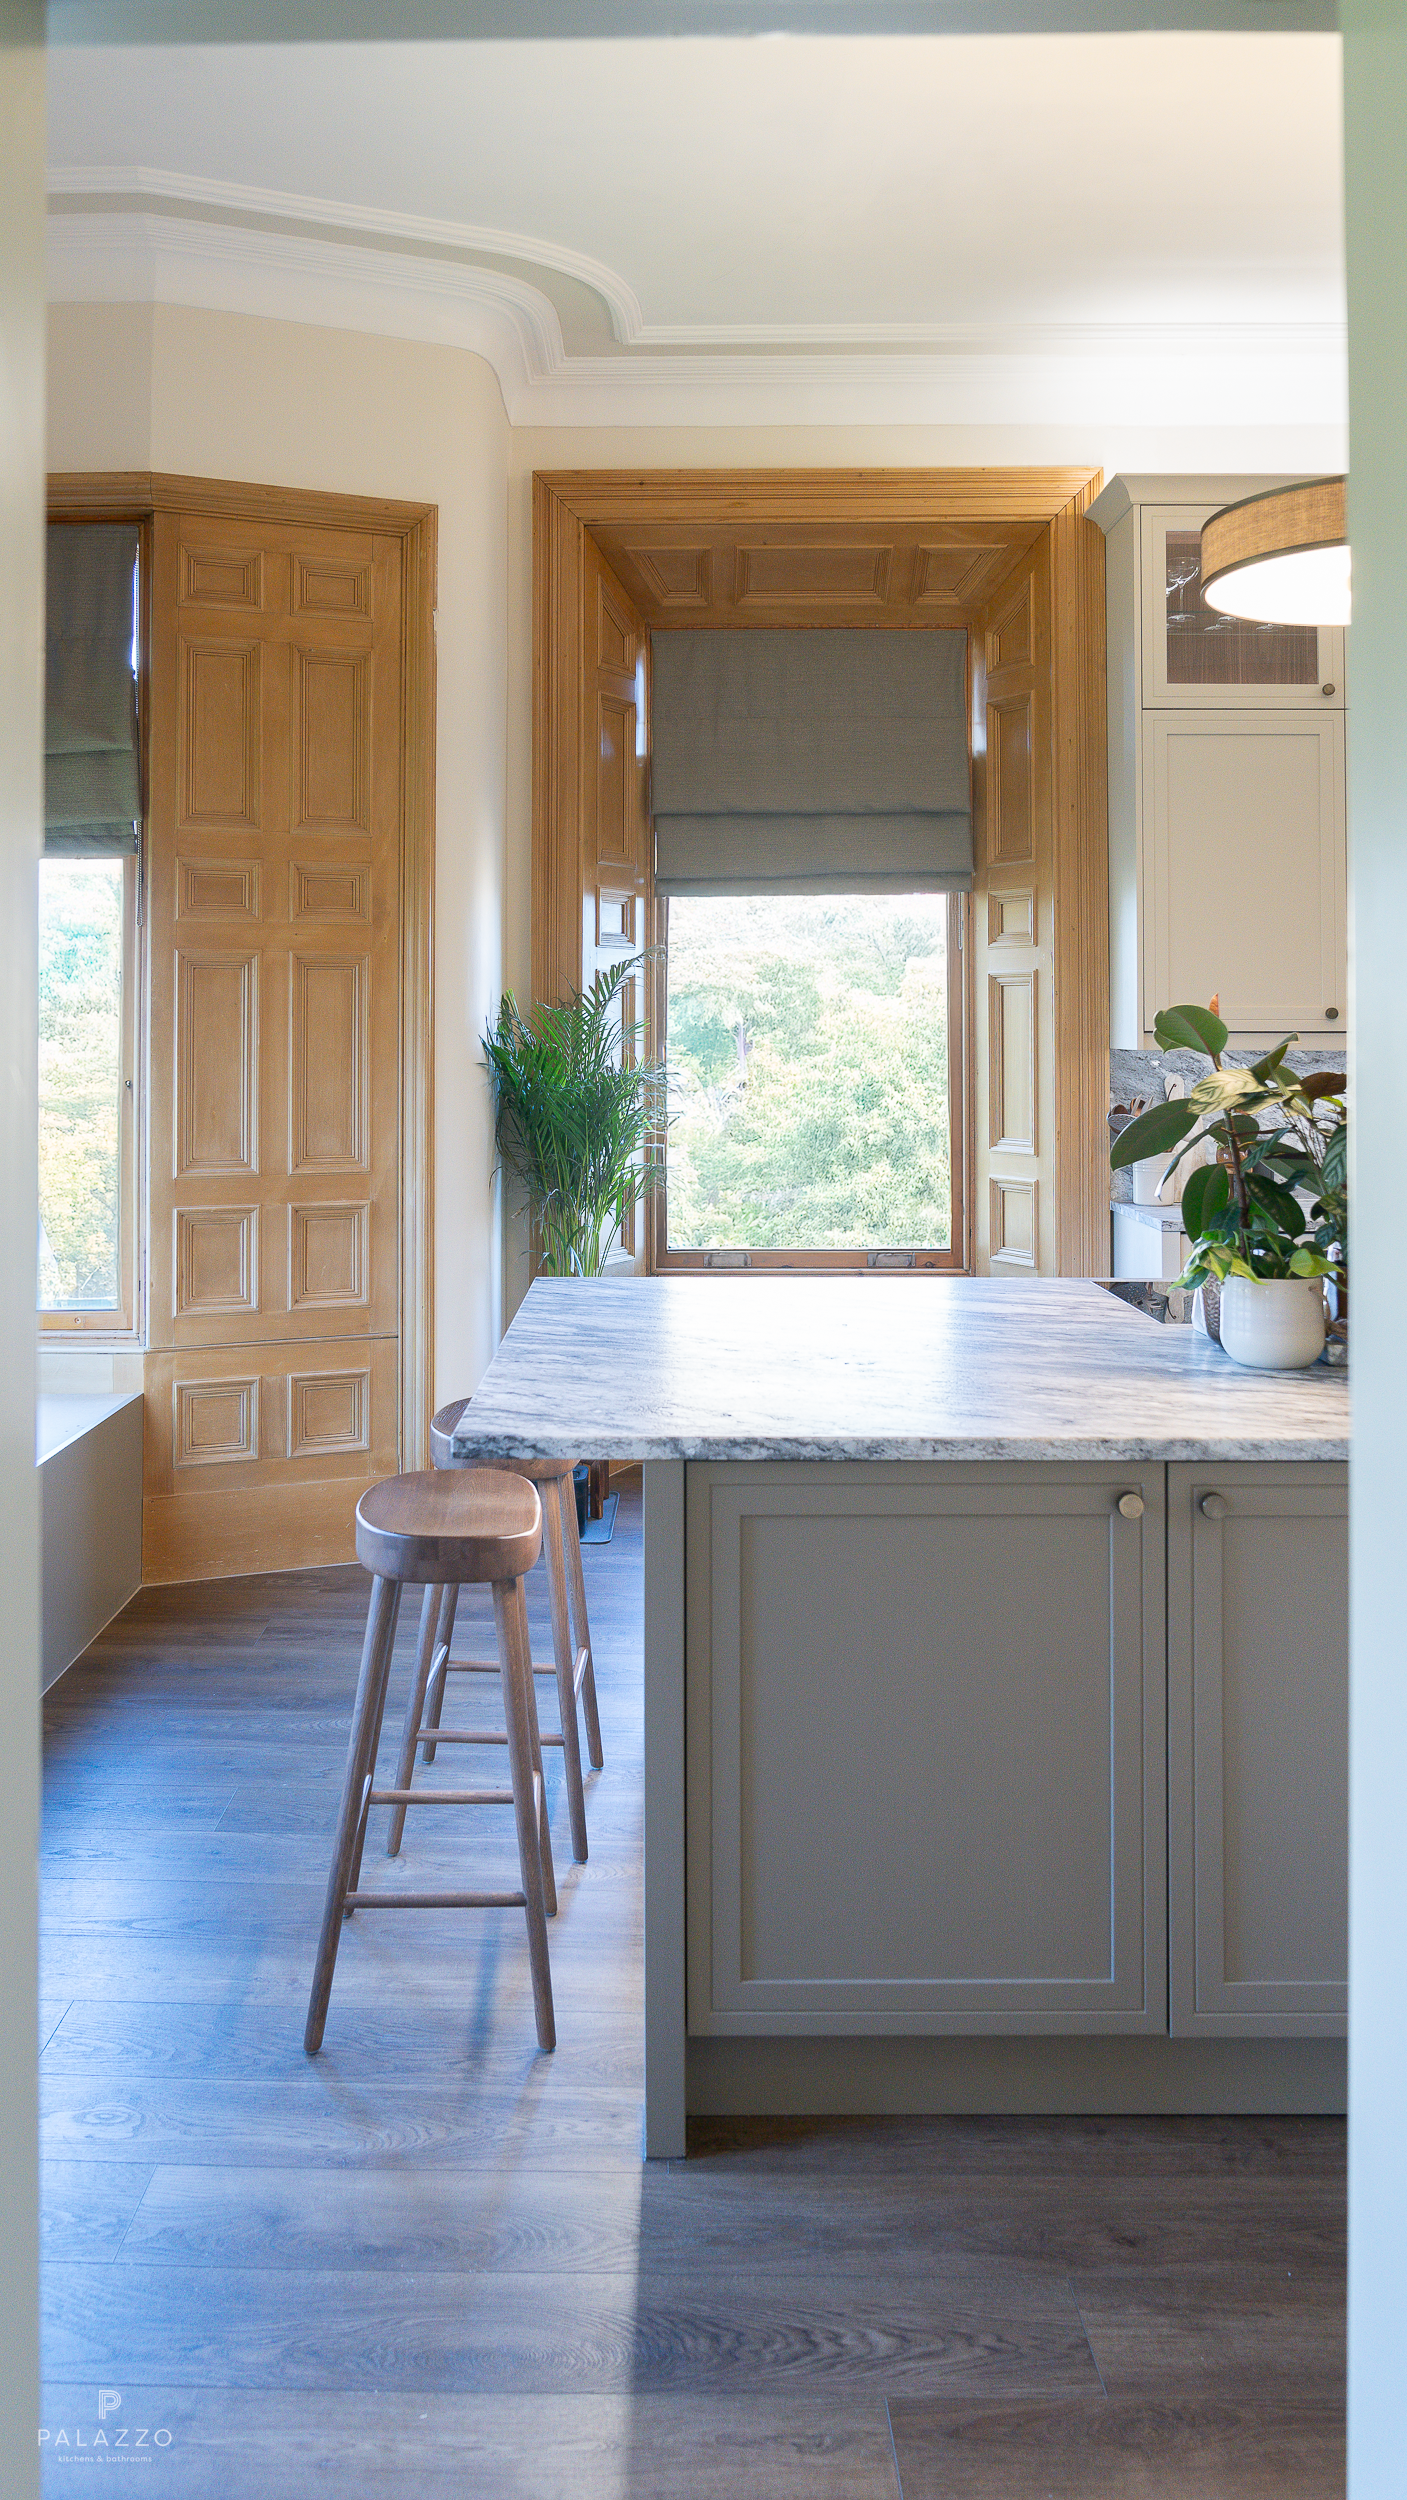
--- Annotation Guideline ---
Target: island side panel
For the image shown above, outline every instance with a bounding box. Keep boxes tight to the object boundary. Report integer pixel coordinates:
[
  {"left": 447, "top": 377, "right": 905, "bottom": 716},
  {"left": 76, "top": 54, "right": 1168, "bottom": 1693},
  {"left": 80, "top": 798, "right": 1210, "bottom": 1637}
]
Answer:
[
  {"left": 686, "top": 1459, "right": 1167, "bottom": 2036},
  {"left": 642, "top": 1457, "right": 687, "bottom": 2157}
]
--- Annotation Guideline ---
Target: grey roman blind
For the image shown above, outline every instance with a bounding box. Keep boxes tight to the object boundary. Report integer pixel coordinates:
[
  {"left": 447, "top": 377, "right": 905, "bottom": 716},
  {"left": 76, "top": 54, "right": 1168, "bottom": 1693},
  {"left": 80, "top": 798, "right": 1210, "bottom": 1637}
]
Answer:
[
  {"left": 651, "top": 626, "right": 972, "bottom": 897},
  {"left": 45, "top": 522, "right": 141, "bottom": 856}
]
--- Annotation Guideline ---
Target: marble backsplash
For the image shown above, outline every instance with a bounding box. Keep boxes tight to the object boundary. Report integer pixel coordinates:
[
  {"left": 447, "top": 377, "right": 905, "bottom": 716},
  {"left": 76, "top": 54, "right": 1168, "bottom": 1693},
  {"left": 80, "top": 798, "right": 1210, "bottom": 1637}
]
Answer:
[{"left": 1109, "top": 1045, "right": 1346, "bottom": 1203}]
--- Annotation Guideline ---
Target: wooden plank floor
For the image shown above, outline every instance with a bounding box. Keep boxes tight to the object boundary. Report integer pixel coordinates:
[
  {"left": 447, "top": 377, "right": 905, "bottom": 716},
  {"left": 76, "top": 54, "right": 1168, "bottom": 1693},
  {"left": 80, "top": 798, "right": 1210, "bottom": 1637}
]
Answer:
[{"left": 40, "top": 1480, "right": 1345, "bottom": 2496}]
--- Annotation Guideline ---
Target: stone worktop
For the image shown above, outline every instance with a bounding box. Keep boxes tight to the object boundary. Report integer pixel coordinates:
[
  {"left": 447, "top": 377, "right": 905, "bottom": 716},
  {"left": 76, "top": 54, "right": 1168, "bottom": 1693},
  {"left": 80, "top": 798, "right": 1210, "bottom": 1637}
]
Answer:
[{"left": 450, "top": 1276, "right": 1348, "bottom": 1467}]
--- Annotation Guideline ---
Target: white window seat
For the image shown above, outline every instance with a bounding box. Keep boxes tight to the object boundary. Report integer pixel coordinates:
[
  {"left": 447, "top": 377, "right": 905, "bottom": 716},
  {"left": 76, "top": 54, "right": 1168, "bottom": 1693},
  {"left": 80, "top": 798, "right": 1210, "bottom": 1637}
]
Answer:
[{"left": 38, "top": 1390, "right": 142, "bottom": 1691}]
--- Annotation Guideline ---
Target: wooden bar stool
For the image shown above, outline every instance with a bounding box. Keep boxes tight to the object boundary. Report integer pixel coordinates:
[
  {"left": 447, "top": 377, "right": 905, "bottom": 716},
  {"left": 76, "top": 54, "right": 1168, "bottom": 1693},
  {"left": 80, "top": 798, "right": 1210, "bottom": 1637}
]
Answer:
[
  {"left": 304, "top": 1467, "right": 556, "bottom": 2056},
  {"left": 384, "top": 1398, "right": 604, "bottom": 1866}
]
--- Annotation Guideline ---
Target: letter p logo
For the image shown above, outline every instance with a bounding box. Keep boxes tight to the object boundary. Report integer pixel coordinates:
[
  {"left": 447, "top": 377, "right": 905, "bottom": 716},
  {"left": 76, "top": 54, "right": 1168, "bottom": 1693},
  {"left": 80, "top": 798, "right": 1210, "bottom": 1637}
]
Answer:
[{"left": 98, "top": 2390, "right": 122, "bottom": 2422}]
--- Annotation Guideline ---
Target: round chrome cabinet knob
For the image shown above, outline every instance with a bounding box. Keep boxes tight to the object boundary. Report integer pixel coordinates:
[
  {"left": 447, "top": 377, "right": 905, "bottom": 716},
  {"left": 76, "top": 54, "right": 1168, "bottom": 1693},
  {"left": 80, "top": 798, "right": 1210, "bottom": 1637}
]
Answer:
[
  {"left": 1200, "top": 1492, "right": 1229, "bottom": 1519},
  {"left": 1117, "top": 1492, "right": 1145, "bottom": 1520}
]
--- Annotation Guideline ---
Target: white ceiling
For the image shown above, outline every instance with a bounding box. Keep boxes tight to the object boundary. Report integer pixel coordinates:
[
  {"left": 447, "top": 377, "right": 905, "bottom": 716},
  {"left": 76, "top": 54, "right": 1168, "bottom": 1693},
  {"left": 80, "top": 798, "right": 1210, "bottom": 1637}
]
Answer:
[{"left": 47, "top": 33, "right": 1347, "bottom": 430}]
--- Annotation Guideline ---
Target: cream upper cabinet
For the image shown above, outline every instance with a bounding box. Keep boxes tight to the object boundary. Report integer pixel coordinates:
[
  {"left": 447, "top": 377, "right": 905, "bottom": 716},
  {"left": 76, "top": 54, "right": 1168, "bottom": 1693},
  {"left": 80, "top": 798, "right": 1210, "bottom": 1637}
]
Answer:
[
  {"left": 1143, "top": 710, "right": 1347, "bottom": 1038},
  {"left": 1092, "top": 474, "right": 1349, "bottom": 1047},
  {"left": 1141, "top": 505, "right": 1345, "bottom": 710}
]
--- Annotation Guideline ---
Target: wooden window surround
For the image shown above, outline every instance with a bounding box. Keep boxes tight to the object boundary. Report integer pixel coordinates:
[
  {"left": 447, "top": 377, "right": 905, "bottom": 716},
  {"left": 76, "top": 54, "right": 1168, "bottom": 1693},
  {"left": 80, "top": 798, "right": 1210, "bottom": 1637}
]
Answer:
[{"left": 532, "top": 469, "right": 1110, "bottom": 1280}]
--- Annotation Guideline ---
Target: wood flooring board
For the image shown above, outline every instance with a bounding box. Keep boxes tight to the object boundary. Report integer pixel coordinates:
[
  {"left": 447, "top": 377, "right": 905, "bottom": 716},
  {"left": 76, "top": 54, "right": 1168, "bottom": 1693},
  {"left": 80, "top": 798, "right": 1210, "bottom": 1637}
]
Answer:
[
  {"left": 42, "top": 2262, "right": 1102, "bottom": 2396},
  {"left": 113, "top": 2162, "right": 1340, "bottom": 2285},
  {"left": 683, "top": 2114, "right": 1348, "bottom": 2182},
  {"left": 117, "top": 2168, "right": 1094, "bottom": 2305},
  {"left": 41, "top": 1886, "right": 642, "bottom": 1987},
  {"left": 40, "top": 2161, "right": 155, "bottom": 2263},
  {"left": 37, "top": 2390, "right": 901, "bottom": 2500},
  {"left": 41, "top": 1999, "right": 644, "bottom": 2089},
  {"left": 887, "top": 2396, "right": 1346, "bottom": 2498},
  {"left": 38, "top": 1832, "right": 364, "bottom": 1883},
  {"left": 41, "top": 1790, "right": 239, "bottom": 1835},
  {"left": 652, "top": 2177, "right": 1347, "bottom": 2277},
  {"left": 1073, "top": 2266, "right": 1346, "bottom": 2398},
  {"left": 41, "top": 2078, "right": 650, "bottom": 2169},
  {"left": 39, "top": 1932, "right": 645, "bottom": 2006}
]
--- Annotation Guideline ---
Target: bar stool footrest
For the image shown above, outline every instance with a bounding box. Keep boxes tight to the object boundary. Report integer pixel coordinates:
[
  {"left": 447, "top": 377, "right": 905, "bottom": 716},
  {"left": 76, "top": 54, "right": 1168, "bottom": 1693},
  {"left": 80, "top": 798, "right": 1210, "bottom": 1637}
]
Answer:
[
  {"left": 446, "top": 1656, "right": 563, "bottom": 1679},
  {"left": 367, "top": 1785, "right": 514, "bottom": 1807},
  {"left": 414, "top": 1726, "right": 565, "bottom": 1750},
  {"left": 344, "top": 1889, "right": 527, "bottom": 1910}
]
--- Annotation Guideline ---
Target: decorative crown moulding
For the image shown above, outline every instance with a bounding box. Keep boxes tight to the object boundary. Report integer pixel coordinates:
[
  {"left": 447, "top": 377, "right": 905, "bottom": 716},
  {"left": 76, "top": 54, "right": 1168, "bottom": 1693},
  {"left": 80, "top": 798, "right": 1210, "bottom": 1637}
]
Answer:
[{"left": 46, "top": 169, "right": 1352, "bottom": 433}]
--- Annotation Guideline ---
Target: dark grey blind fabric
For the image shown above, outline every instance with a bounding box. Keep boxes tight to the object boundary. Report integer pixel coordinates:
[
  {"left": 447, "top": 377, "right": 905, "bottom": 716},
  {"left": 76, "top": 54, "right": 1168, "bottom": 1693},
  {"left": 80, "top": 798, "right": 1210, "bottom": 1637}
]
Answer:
[
  {"left": 651, "top": 626, "right": 972, "bottom": 896},
  {"left": 45, "top": 523, "right": 141, "bottom": 856}
]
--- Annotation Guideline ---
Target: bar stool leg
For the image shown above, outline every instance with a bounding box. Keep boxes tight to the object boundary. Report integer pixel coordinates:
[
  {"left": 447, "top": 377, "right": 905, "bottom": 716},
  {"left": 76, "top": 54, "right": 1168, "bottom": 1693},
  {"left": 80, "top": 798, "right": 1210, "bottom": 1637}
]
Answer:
[
  {"left": 344, "top": 1578, "right": 407, "bottom": 1904},
  {"left": 494, "top": 1576, "right": 556, "bottom": 2053},
  {"left": 516, "top": 1577, "right": 557, "bottom": 1916},
  {"left": 305, "top": 1572, "right": 403, "bottom": 2055},
  {"left": 419, "top": 1582, "right": 458, "bottom": 1765},
  {"left": 541, "top": 1478, "right": 589, "bottom": 1862},
  {"left": 386, "top": 1583, "right": 452, "bottom": 1857},
  {"left": 562, "top": 1476, "right": 604, "bottom": 1772}
]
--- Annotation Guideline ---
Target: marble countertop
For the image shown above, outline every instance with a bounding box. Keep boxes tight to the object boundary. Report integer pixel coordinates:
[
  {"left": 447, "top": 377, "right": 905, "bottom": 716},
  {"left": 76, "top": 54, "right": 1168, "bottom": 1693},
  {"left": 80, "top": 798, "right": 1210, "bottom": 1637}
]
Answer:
[{"left": 450, "top": 1277, "right": 1348, "bottom": 1466}]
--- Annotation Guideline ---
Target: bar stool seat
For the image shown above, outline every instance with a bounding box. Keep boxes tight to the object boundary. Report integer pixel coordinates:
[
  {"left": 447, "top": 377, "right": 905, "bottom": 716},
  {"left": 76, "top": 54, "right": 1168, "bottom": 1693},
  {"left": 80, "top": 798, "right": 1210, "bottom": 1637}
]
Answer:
[
  {"left": 304, "top": 1467, "right": 557, "bottom": 2056},
  {"left": 385, "top": 1400, "right": 604, "bottom": 1867}
]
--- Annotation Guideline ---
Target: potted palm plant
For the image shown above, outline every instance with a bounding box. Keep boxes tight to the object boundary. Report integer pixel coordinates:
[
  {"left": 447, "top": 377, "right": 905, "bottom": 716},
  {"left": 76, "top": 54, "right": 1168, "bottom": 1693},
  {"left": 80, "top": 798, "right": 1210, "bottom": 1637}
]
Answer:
[
  {"left": 482, "top": 955, "right": 666, "bottom": 1278},
  {"left": 1110, "top": 1000, "right": 1346, "bottom": 1371}
]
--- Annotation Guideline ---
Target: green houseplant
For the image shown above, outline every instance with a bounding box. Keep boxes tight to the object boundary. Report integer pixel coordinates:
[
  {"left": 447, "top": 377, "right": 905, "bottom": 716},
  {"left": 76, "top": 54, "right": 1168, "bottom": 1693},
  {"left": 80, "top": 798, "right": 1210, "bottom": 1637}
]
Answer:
[
  {"left": 1110, "top": 1000, "right": 1346, "bottom": 1369},
  {"left": 483, "top": 956, "right": 666, "bottom": 1278}
]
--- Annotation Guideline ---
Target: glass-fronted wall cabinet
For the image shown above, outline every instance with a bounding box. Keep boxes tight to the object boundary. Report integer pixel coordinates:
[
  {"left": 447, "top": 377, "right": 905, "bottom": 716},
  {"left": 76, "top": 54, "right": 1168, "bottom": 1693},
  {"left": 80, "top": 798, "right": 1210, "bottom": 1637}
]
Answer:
[
  {"left": 1141, "top": 505, "right": 1345, "bottom": 710},
  {"left": 1091, "top": 476, "right": 1349, "bottom": 1049}
]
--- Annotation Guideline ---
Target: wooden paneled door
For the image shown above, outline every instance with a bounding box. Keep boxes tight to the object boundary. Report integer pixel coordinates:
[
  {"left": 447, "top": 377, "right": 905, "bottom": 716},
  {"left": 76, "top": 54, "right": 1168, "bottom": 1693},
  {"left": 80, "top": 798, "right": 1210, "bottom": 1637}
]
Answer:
[{"left": 143, "top": 507, "right": 406, "bottom": 1581}]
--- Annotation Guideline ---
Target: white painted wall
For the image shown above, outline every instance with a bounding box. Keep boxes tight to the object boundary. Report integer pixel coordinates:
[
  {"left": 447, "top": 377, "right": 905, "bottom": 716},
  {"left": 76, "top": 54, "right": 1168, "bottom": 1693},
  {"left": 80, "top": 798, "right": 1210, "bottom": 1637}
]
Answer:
[
  {"left": 1343, "top": 8, "right": 1407, "bottom": 2492},
  {"left": 47, "top": 300, "right": 511, "bottom": 1409},
  {"left": 0, "top": 6, "right": 44, "bottom": 2485}
]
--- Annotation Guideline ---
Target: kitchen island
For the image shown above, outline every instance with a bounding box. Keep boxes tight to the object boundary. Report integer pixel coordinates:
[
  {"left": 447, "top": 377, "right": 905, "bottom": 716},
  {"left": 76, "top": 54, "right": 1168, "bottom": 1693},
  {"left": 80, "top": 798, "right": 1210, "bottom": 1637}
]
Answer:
[{"left": 453, "top": 1277, "right": 1349, "bottom": 2156}]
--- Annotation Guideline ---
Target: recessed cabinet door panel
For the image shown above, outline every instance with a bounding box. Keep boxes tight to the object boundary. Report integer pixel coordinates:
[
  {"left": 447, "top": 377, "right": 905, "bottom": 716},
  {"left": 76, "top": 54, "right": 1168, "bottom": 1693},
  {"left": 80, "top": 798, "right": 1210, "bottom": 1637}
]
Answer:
[
  {"left": 1168, "top": 1462, "right": 1347, "bottom": 2036},
  {"left": 1140, "top": 505, "right": 1345, "bottom": 709},
  {"left": 1144, "top": 710, "right": 1346, "bottom": 1038},
  {"left": 686, "top": 1461, "right": 1166, "bottom": 2034}
]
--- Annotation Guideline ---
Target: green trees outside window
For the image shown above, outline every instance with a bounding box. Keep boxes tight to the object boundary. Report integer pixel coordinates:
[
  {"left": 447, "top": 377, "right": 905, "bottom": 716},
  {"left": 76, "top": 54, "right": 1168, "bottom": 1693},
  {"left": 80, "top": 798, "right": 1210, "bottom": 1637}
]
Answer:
[
  {"left": 38, "top": 858, "right": 125, "bottom": 1311},
  {"left": 665, "top": 894, "right": 953, "bottom": 1253}
]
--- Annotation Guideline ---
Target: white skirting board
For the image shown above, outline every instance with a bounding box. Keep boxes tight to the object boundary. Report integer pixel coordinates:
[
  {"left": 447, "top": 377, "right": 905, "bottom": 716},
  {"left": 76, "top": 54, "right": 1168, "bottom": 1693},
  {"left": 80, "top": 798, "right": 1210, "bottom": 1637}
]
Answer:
[
  {"left": 686, "top": 2032, "right": 1346, "bottom": 2118},
  {"left": 38, "top": 1392, "right": 143, "bottom": 1691}
]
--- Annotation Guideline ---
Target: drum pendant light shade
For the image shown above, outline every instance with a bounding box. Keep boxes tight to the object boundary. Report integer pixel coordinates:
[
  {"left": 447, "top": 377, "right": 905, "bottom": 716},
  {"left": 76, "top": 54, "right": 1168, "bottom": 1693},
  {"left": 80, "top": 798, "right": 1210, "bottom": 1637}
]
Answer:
[{"left": 1200, "top": 477, "right": 1350, "bottom": 627}]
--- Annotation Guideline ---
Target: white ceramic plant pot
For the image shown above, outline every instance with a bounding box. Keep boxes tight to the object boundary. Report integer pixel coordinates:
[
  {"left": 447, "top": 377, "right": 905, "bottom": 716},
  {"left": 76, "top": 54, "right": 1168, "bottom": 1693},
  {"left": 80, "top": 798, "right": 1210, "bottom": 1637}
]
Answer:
[{"left": 1218, "top": 1276, "right": 1326, "bottom": 1372}]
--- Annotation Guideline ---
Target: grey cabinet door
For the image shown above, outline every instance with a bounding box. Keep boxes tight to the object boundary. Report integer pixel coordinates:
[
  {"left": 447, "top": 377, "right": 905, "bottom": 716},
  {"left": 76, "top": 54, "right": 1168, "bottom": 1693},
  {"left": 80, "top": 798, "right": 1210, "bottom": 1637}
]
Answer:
[
  {"left": 1168, "top": 1462, "right": 1347, "bottom": 2036},
  {"left": 686, "top": 1461, "right": 1166, "bottom": 2035}
]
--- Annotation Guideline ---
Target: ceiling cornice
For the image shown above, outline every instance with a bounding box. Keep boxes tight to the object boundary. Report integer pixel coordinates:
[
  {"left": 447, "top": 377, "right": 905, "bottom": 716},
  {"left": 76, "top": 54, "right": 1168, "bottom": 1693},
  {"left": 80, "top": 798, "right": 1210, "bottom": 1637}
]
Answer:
[
  {"left": 50, "top": 164, "right": 645, "bottom": 345},
  {"left": 47, "top": 176, "right": 1349, "bottom": 432}
]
